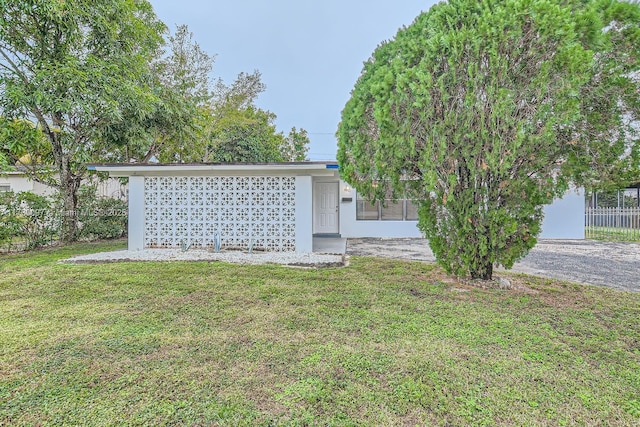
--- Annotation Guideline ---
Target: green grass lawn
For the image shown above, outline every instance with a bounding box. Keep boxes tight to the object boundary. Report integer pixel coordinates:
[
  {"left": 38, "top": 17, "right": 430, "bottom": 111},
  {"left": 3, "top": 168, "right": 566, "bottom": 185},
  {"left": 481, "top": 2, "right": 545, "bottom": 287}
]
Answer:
[
  {"left": 1, "top": 242, "right": 639, "bottom": 426},
  {"left": 585, "top": 226, "right": 640, "bottom": 242}
]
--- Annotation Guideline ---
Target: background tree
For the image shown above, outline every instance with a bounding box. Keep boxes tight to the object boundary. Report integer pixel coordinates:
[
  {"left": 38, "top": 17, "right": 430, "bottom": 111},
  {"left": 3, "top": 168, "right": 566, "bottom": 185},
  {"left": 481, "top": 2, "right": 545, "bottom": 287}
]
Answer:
[
  {"left": 0, "top": 0, "right": 164, "bottom": 241},
  {"left": 100, "top": 24, "right": 213, "bottom": 164},
  {"left": 567, "top": 2, "right": 640, "bottom": 189},
  {"left": 107, "top": 29, "right": 311, "bottom": 165},
  {"left": 337, "top": 0, "right": 640, "bottom": 280},
  {"left": 281, "top": 127, "right": 310, "bottom": 161},
  {"left": 140, "top": 24, "right": 213, "bottom": 163},
  {"left": 203, "top": 71, "right": 310, "bottom": 163},
  {"left": 207, "top": 106, "right": 285, "bottom": 163}
]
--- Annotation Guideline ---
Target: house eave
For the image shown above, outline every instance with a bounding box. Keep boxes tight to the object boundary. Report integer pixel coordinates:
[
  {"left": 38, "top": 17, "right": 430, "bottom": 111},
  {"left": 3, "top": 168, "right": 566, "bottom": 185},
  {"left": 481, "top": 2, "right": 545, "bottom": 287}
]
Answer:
[{"left": 87, "top": 162, "right": 339, "bottom": 177}]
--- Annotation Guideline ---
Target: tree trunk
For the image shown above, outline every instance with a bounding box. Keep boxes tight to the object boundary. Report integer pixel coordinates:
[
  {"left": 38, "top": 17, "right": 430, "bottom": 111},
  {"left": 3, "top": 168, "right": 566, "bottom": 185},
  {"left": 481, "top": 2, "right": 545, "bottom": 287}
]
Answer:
[
  {"left": 46, "top": 121, "right": 83, "bottom": 243},
  {"left": 58, "top": 166, "right": 82, "bottom": 243},
  {"left": 470, "top": 259, "right": 493, "bottom": 281}
]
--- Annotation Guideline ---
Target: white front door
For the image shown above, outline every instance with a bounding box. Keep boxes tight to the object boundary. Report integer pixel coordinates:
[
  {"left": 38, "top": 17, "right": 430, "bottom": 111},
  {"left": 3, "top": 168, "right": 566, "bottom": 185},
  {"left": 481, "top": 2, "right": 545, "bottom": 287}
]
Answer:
[{"left": 313, "top": 182, "right": 339, "bottom": 234}]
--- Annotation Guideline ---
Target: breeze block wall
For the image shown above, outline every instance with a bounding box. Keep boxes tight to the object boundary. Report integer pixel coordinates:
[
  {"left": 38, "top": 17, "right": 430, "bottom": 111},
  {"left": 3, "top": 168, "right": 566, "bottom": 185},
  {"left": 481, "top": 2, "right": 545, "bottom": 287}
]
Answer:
[{"left": 143, "top": 176, "right": 296, "bottom": 251}]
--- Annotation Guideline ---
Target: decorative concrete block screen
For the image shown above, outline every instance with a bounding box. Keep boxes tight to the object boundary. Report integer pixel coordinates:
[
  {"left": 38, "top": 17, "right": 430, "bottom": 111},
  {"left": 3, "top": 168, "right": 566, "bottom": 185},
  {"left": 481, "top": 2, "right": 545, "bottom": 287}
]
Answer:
[{"left": 143, "top": 176, "right": 296, "bottom": 251}]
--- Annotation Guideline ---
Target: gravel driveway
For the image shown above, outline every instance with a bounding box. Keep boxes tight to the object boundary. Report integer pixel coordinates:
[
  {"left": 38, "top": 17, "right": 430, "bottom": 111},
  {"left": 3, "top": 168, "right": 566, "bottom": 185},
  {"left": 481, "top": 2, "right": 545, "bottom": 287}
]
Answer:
[{"left": 347, "top": 238, "right": 640, "bottom": 292}]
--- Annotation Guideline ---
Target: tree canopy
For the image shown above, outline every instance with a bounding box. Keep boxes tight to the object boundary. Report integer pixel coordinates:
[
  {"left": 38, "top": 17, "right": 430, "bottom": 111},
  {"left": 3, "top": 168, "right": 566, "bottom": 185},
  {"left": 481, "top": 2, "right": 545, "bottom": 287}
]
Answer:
[
  {"left": 96, "top": 24, "right": 214, "bottom": 164},
  {"left": 337, "top": 0, "right": 640, "bottom": 280},
  {"left": 281, "top": 127, "right": 310, "bottom": 162},
  {"left": 0, "top": 0, "right": 165, "bottom": 240},
  {"left": 117, "top": 31, "right": 311, "bottom": 164},
  {"left": 206, "top": 105, "right": 284, "bottom": 163}
]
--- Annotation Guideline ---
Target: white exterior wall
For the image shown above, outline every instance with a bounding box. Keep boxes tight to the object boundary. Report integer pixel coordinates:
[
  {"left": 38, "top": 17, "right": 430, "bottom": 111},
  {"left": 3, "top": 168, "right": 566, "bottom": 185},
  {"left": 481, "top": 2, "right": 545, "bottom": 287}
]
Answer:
[
  {"left": 137, "top": 175, "right": 299, "bottom": 252},
  {"left": 32, "top": 181, "right": 56, "bottom": 196},
  {"left": 342, "top": 186, "right": 585, "bottom": 240},
  {"left": 0, "top": 173, "right": 124, "bottom": 198},
  {"left": 295, "top": 176, "right": 313, "bottom": 253},
  {"left": 339, "top": 189, "right": 423, "bottom": 239},
  {"left": 128, "top": 176, "right": 145, "bottom": 251},
  {"left": 0, "top": 175, "right": 34, "bottom": 193},
  {"left": 89, "top": 177, "right": 127, "bottom": 199},
  {"left": 0, "top": 174, "right": 55, "bottom": 195}
]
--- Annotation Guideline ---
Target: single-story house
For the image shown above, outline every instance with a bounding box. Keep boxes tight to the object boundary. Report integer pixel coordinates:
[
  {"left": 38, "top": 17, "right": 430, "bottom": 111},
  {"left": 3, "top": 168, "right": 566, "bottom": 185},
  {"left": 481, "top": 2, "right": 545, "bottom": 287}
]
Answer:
[
  {"left": 89, "top": 161, "right": 585, "bottom": 252},
  {"left": 0, "top": 169, "right": 56, "bottom": 196},
  {"left": 0, "top": 168, "right": 127, "bottom": 199}
]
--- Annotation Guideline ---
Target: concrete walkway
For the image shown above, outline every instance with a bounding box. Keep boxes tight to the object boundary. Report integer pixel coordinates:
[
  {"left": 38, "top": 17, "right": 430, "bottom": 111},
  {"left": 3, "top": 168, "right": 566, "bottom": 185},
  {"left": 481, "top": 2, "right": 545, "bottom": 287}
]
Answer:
[
  {"left": 313, "top": 237, "right": 347, "bottom": 254},
  {"left": 346, "top": 238, "right": 640, "bottom": 292}
]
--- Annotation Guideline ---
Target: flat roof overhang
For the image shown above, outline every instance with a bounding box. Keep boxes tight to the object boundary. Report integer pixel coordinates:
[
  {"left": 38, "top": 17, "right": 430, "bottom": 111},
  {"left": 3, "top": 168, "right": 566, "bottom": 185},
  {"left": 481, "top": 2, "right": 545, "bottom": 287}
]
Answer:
[{"left": 88, "top": 161, "right": 339, "bottom": 177}]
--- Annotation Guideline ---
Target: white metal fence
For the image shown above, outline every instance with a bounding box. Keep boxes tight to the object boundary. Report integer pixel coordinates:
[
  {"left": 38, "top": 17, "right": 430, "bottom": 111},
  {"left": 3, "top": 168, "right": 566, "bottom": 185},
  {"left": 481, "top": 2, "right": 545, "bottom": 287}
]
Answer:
[{"left": 585, "top": 207, "right": 640, "bottom": 241}]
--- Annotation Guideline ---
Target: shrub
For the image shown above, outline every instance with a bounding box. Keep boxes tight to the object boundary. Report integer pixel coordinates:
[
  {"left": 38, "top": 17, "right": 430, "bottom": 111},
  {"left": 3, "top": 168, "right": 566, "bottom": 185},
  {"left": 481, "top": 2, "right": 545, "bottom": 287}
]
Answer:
[
  {"left": 77, "top": 185, "right": 127, "bottom": 240},
  {"left": 0, "top": 186, "right": 127, "bottom": 252},
  {"left": 0, "top": 191, "right": 21, "bottom": 250},
  {"left": 0, "top": 191, "right": 59, "bottom": 250}
]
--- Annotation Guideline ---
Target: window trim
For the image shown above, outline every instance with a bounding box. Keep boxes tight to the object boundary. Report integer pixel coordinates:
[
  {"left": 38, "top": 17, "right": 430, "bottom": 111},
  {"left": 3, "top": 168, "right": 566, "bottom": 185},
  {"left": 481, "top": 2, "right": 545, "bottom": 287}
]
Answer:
[
  {"left": 356, "top": 192, "right": 419, "bottom": 222},
  {"left": 355, "top": 196, "right": 380, "bottom": 221}
]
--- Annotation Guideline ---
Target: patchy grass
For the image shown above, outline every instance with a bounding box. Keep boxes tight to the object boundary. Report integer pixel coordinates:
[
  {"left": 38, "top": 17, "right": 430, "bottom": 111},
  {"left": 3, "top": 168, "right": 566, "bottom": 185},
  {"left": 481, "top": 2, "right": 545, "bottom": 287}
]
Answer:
[
  {"left": 586, "top": 226, "right": 640, "bottom": 242},
  {"left": 1, "top": 242, "right": 639, "bottom": 426}
]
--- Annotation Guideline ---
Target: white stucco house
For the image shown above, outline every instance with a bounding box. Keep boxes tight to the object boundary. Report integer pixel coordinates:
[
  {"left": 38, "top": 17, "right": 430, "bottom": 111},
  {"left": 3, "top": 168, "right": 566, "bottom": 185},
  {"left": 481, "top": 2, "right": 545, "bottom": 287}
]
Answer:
[
  {"left": 0, "top": 168, "right": 127, "bottom": 199},
  {"left": 89, "top": 161, "right": 585, "bottom": 253},
  {"left": 0, "top": 170, "right": 56, "bottom": 196}
]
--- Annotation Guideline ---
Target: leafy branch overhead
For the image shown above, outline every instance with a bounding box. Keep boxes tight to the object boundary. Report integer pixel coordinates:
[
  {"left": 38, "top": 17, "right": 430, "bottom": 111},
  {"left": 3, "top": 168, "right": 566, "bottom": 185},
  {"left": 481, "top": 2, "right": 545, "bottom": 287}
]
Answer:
[{"left": 337, "top": 0, "right": 640, "bottom": 280}]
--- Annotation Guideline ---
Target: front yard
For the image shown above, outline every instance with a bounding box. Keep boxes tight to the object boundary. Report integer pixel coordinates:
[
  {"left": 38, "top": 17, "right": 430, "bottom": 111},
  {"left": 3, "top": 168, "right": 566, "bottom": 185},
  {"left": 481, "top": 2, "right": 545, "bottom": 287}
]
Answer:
[{"left": 1, "top": 242, "right": 639, "bottom": 426}]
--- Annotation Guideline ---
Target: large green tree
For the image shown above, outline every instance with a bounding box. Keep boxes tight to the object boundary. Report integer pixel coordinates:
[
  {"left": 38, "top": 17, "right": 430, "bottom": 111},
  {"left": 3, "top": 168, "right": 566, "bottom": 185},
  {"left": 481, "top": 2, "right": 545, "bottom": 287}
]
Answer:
[
  {"left": 0, "top": 0, "right": 164, "bottom": 241},
  {"left": 203, "top": 71, "right": 310, "bottom": 163},
  {"left": 338, "top": 0, "right": 640, "bottom": 280},
  {"left": 207, "top": 106, "right": 285, "bottom": 163},
  {"left": 118, "top": 28, "right": 312, "bottom": 165},
  {"left": 138, "top": 24, "right": 213, "bottom": 163}
]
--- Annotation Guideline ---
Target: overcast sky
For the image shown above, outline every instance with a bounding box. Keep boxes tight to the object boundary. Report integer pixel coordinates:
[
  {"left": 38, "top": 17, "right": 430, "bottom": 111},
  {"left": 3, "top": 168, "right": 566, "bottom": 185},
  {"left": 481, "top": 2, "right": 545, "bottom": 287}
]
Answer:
[{"left": 148, "top": 0, "right": 438, "bottom": 160}]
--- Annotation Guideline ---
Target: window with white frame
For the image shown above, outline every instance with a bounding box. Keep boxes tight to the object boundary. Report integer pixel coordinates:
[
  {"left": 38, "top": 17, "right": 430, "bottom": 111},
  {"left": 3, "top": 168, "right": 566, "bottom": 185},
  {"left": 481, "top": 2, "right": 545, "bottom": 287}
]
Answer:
[
  {"left": 355, "top": 197, "right": 379, "bottom": 220},
  {"left": 356, "top": 192, "right": 420, "bottom": 221},
  {"left": 0, "top": 185, "right": 10, "bottom": 192}
]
